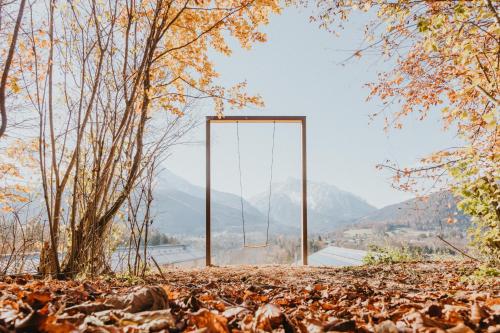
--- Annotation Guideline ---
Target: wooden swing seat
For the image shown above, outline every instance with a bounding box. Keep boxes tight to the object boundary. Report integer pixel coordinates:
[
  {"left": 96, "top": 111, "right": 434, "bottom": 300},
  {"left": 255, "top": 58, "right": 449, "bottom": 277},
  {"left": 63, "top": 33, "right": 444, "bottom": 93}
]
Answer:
[{"left": 243, "top": 243, "right": 269, "bottom": 249}]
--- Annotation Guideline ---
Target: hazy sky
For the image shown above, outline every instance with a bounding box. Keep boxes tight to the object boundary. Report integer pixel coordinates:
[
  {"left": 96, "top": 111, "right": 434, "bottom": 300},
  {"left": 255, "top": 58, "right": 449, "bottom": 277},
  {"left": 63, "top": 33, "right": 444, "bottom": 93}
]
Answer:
[{"left": 165, "top": 6, "right": 459, "bottom": 208}]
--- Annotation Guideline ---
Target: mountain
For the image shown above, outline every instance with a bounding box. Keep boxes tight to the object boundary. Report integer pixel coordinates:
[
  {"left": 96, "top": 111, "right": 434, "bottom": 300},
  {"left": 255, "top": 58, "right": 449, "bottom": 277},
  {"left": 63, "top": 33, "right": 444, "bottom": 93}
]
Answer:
[
  {"left": 152, "top": 170, "right": 287, "bottom": 235},
  {"left": 249, "top": 178, "right": 377, "bottom": 231},
  {"left": 326, "top": 191, "right": 471, "bottom": 251},
  {"left": 151, "top": 172, "right": 467, "bottom": 238},
  {"left": 351, "top": 191, "right": 470, "bottom": 233},
  {"left": 151, "top": 172, "right": 377, "bottom": 235}
]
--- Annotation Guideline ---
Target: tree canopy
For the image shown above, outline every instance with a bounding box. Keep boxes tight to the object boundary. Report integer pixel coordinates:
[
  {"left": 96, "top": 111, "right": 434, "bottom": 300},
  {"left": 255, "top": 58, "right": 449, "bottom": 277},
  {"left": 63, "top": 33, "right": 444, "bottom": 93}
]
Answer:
[{"left": 315, "top": 0, "right": 499, "bottom": 264}]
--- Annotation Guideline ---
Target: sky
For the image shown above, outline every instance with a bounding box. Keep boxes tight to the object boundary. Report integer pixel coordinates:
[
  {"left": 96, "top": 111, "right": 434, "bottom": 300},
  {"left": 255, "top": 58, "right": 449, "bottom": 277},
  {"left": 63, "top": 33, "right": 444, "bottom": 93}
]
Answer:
[{"left": 165, "top": 6, "right": 460, "bottom": 209}]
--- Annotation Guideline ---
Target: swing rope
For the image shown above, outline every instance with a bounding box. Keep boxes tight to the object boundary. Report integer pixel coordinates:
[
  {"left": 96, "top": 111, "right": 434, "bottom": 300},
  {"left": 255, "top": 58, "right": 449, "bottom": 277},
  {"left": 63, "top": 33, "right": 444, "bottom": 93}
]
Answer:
[
  {"left": 236, "top": 121, "right": 247, "bottom": 246},
  {"left": 236, "top": 121, "right": 276, "bottom": 248}
]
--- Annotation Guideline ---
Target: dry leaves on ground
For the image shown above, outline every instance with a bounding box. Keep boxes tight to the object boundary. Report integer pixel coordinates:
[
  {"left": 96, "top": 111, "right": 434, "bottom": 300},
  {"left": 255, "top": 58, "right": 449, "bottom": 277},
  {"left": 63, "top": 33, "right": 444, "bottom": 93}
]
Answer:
[{"left": 0, "top": 261, "right": 498, "bottom": 332}]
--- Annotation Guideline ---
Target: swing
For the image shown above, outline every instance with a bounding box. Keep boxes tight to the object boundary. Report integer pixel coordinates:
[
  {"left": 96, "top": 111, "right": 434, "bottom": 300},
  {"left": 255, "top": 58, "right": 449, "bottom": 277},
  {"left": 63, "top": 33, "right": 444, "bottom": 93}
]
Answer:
[
  {"left": 205, "top": 115, "right": 307, "bottom": 266},
  {"left": 236, "top": 121, "right": 276, "bottom": 248}
]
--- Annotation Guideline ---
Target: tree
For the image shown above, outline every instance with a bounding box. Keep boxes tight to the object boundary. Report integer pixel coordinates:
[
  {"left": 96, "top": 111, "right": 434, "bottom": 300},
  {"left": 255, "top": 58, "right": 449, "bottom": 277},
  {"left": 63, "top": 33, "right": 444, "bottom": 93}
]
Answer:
[
  {"left": 7, "top": 0, "right": 280, "bottom": 277},
  {"left": 314, "top": 0, "right": 498, "bottom": 263}
]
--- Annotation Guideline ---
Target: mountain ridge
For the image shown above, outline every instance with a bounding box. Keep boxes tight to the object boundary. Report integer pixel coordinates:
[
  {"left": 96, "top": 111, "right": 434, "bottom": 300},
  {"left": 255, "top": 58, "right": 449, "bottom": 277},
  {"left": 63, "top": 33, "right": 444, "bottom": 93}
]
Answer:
[
  {"left": 151, "top": 171, "right": 469, "bottom": 237},
  {"left": 350, "top": 190, "right": 470, "bottom": 232},
  {"left": 153, "top": 171, "right": 378, "bottom": 235},
  {"left": 249, "top": 178, "right": 377, "bottom": 231}
]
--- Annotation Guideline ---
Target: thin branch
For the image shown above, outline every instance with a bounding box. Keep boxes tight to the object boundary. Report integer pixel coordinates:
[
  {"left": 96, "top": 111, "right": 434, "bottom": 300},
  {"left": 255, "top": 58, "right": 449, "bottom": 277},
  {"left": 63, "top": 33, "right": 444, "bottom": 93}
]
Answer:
[
  {"left": 0, "top": 0, "right": 26, "bottom": 139},
  {"left": 436, "top": 235, "right": 481, "bottom": 262}
]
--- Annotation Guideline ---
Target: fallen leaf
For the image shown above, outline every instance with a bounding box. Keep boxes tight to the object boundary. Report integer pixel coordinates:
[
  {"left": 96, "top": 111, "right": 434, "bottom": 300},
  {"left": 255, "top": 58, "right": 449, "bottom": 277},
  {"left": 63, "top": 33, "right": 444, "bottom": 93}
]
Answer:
[
  {"left": 42, "top": 315, "right": 79, "bottom": 333},
  {"left": 254, "top": 304, "right": 283, "bottom": 331},
  {"left": 24, "top": 291, "right": 52, "bottom": 308},
  {"left": 303, "top": 318, "right": 324, "bottom": 333},
  {"left": 470, "top": 302, "right": 487, "bottom": 325},
  {"left": 222, "top": 306, "right": 246, "bottom": 318},
  {"left": 106, "top": 285, "right": 169, "bottom": 313},
  {"left": 190, "top": 309, "right": 230, "bottom": 333},
  {"left": 375, "top": 320, "right": 398, "bottom": 333},
  {"left": 324, "top": 319, "right": 356, "bottom": 332},
  {"left": 446, "top": 323, "right": 475, "bottom": 333}
]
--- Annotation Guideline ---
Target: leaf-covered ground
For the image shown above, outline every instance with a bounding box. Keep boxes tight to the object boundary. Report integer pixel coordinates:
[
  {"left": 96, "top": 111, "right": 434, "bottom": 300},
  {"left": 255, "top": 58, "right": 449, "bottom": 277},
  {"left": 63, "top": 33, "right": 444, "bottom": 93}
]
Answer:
[{"left": 0, "top": 261, "right": 498, "bottom": 332}]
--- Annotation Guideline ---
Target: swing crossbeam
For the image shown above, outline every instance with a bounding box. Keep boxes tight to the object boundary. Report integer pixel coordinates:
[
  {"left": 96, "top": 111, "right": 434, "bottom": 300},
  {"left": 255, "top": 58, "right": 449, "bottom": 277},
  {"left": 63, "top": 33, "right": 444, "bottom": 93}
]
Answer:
[
  {"left": 206, "top": 116, "right": 308, "bottom": 266},
  {"left": 207, "top": 116, "right": 304, "bottom": 123}
]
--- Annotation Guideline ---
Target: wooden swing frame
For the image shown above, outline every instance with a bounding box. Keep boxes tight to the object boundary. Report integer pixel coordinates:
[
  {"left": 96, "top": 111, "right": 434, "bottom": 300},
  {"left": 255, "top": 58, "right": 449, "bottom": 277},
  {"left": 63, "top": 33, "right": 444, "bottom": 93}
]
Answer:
[{"left": 205, "top": 116, "right": 308, "bottom": 266}]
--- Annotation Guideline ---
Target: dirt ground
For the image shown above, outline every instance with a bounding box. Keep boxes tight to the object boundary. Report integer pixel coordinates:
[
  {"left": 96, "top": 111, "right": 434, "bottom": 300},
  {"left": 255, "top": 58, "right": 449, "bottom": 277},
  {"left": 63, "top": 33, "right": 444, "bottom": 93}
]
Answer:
[{"left": 0, "top": 261, "right": 498, "bottom": 332}]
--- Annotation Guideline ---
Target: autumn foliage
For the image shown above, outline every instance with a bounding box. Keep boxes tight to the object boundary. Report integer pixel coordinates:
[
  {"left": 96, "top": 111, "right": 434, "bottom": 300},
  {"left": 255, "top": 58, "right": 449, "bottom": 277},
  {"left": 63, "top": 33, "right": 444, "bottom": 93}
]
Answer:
[
  {"left": 315, "top": 0, "right": 499, "bottom": 264},
  {"left": 0, "top": 0, "right": 280, "bottom": 276},
  {"left": 0, "top": 263, "right": 498, "bottom": 332},
  {"left": 0, "top": 0, "right": 498, "bottom": 278}
]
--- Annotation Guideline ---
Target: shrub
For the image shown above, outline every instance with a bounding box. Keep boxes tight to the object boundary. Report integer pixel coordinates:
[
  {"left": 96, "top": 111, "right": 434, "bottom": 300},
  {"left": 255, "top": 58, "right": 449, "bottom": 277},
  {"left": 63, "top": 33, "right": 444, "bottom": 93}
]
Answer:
[
  {"left": 451, "top": 169, "right": 500, "bottom": 268},
  {"left": 363, "top": 245, "right": 424, "bottom": 265}
]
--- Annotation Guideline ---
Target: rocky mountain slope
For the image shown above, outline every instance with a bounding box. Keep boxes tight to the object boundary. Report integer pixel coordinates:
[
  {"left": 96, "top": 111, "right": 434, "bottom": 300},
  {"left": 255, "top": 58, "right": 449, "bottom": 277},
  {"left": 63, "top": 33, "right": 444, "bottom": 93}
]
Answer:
[
  {"left": 152, "top": 172, "right": 376, "bottom": 235},
  {"left": 152, "top": 170, "right": 272, "bottom": 235},
  {"left": 152, "top": 171, "right": 469, "bottom": 237},
  {"left": 351, "top": 190, "right": 470, "bottom": 233},
  {"left": 250, "top": 178, "right": 376, "bottom": 231}
]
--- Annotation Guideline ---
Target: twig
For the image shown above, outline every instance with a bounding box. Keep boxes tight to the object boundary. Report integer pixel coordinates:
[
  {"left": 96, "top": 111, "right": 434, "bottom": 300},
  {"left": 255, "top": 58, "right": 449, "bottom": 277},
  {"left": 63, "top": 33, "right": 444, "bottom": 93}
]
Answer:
[
  {"left": 436, "top": 235, "right": 481, "bottom": 262},
  {"left": 150, "top": 256, "right": 167, "bottom": 281}
]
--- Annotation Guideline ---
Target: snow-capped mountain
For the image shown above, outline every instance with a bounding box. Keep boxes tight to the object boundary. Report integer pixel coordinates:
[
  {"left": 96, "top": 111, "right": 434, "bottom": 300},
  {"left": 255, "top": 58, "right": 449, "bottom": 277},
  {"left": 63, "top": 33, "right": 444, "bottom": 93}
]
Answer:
[
  {"left": 151, "top": 171, "right": 468, "bottom": 237},
  {"left": 152, "top": 170, "right": 289, "bottom": 235},
  {"left": 151, "top": 172, "right": 376, "bottom": 235},
  {"left": 249, "top": 178, "right": 377, "bottom": 231}
]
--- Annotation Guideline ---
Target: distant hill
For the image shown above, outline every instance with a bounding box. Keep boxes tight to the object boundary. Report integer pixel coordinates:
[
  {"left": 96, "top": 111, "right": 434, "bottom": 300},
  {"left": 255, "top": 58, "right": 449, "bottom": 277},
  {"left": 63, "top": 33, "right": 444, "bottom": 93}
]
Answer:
[
  {"left": 351, "top": 191, "right": 470, "bottom": 234},
  {"left": 326, "top": 191, "right": 471, "bottom": 251},
  {"left": 250, "top": 178, "right": 377, "bottom": 231},
  {"left": 152, "top": 170, "right": 291, "bottom": 235},
  {"left": 152, "top": 172, "right": 377, "bottom": 235},
  {"left": 151, "top": 171, "right": 469, "bottom": 238}
]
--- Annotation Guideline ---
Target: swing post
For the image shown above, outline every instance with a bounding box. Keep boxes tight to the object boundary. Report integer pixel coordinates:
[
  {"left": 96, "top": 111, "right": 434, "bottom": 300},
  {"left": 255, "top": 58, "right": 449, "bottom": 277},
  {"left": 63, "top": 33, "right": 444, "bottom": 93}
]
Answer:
[
  {"left": 206, "top": 116, "right": 308, "bottom": 266},
  {"left": 206, "top": 119, "right": 211, "bottom": 266},
  {"left": 301, "top": 117, "right": 308, "bottom": 265}
]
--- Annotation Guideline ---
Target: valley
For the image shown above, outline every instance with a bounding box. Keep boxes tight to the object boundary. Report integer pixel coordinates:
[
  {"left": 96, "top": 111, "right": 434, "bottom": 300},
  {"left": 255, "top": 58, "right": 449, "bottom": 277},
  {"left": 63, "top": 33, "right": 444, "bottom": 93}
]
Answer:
[{"left": 150, "top": 171, "right": 470, "bottom": 264}]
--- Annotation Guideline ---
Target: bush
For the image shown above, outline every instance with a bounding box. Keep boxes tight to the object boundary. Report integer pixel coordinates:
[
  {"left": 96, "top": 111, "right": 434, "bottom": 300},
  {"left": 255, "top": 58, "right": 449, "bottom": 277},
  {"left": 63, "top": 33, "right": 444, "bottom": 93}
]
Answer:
[
  {"left": 461, "top": 264, "right": 500, "bottom": 283},
  {"left": 451, "top": 170, "right": 500, "bottom": 268},
  {"left": 363, "top": 245, "right": 424, "bottom": 265},
  {"left": 473, "top": 265, "right": 500, "bottom": 278}
]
